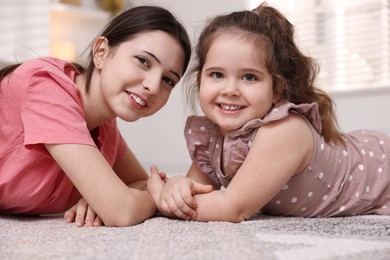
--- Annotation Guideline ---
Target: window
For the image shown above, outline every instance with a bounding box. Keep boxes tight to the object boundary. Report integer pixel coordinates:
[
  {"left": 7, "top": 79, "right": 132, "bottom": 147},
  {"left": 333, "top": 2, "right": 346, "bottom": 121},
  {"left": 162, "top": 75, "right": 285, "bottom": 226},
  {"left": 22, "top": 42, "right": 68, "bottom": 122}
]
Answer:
[
  {"left": 249, "top": 0, "right": 390, "bottom": 91},
  {"left": 0, "top": 0, "right": 50, "bottom": 64}
]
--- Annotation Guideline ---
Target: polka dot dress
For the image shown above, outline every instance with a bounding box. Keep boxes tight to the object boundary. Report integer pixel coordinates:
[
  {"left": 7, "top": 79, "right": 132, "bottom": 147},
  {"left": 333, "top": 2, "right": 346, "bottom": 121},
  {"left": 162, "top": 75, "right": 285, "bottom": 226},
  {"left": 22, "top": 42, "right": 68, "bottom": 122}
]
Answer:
[{"left": 184, "top": 102, "right": 390, "bottom": 217}]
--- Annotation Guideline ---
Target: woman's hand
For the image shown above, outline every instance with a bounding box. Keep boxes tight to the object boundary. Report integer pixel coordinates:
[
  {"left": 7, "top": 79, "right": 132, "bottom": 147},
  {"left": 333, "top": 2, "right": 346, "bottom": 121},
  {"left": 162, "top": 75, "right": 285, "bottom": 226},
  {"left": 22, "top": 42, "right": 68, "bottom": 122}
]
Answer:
[
  {"left": 64, "top": 198, "right": 103, "bottom": 227},
  {"left": 147, "top": 165, "right": 172, "bottom": 216}
]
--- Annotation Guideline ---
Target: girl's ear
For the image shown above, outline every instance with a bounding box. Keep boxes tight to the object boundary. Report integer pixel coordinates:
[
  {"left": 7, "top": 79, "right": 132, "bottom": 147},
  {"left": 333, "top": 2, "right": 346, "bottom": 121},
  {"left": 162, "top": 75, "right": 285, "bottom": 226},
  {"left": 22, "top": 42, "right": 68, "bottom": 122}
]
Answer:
[{"left": 92, "top": 36, "right": 109, "bottom": 69}]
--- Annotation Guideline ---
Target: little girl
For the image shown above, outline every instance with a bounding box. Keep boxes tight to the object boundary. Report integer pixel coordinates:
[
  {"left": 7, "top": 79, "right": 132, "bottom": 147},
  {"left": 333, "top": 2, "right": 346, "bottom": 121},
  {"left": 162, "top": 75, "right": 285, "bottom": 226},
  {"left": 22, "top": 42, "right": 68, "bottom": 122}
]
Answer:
[
  {"left": 0, "top": 6, "right": 191, "bottom": 227},
  {"left": 148, "top": 3, "right": 390, "bottom": 222}
]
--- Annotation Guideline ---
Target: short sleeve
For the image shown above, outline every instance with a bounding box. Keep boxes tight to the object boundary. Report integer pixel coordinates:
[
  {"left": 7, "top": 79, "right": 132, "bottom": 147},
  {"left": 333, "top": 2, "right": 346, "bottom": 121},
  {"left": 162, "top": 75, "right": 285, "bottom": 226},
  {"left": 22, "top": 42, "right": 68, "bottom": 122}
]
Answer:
[
  {"left": 184, "top": 116, "right": 219, "bottom": 183},
  {"left": 20, "top": 63, "right": 94, "bottom": 154}
]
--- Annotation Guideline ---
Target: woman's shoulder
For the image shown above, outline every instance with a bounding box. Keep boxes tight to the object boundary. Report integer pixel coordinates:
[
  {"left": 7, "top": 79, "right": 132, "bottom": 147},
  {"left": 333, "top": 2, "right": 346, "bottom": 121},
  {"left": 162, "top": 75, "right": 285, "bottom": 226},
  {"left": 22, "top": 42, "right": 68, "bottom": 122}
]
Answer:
[{"left": 16, "top": 57, "right": 79, "bottom": 81}]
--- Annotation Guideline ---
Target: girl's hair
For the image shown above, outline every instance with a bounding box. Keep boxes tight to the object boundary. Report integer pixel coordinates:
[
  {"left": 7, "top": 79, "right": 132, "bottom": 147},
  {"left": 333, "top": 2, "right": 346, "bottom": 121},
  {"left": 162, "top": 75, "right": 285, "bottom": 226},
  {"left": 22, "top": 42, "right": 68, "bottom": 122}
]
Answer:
[
  {"left": 185, "top": 2, "right": 343, "bottom": 144},
  {"left": 0, "top": 5, "right": 192, "bottom": 93}
]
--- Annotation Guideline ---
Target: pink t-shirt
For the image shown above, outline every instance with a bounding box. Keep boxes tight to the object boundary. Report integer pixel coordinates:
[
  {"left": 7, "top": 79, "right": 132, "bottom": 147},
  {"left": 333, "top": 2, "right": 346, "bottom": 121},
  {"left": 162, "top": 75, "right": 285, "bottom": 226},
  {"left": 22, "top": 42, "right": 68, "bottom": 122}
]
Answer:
[
  {"left": 185, "top": 102, "right": 390, "bottom": 217},
  {"left": 0, "top": 57, "right": 126, "bottom": 214}
]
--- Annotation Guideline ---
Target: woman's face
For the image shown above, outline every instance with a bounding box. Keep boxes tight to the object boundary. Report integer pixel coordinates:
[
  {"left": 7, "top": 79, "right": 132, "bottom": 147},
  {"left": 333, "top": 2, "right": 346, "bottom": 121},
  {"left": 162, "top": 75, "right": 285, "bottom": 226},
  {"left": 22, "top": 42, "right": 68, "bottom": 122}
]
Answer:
[{"left": 92, "top": 30, "right": 185, "bottom": 123}]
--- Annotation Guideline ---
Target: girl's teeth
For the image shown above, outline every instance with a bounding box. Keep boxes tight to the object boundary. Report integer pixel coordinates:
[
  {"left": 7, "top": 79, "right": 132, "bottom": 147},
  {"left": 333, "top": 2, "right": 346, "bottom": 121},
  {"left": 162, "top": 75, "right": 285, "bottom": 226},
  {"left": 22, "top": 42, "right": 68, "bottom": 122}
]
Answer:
[
  {"left": 221, "top": 104, "right": 241, "bottom": 111},
  {"left": 130, "top": 93, "right": 146, "bottom": 107}
]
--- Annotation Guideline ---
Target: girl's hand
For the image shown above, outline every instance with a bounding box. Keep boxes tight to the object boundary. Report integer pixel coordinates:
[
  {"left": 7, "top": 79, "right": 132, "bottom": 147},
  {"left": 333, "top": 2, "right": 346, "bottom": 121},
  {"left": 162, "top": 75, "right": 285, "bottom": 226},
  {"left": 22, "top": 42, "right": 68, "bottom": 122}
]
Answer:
[
  {"left": 64, "top": 198, "right": 103, "bottom": 227},
  {"left": 160, "top": 175, "right": 213, "bottom": 220}
]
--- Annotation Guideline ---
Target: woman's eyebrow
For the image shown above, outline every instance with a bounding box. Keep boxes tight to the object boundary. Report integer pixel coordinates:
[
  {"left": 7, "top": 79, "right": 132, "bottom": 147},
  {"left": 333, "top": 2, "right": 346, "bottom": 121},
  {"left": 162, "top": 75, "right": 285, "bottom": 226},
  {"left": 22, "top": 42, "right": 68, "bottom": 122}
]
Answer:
[{"left": 144, "top": 51, "right": 181, "bottom": 79}]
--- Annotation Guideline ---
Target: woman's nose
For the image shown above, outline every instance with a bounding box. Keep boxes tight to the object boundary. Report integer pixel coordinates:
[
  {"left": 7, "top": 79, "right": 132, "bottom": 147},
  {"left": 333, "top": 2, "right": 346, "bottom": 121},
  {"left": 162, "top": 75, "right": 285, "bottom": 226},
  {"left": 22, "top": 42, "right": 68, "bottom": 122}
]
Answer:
[{"left": 142, "top": 73, "right": 161, "bottom": 94}]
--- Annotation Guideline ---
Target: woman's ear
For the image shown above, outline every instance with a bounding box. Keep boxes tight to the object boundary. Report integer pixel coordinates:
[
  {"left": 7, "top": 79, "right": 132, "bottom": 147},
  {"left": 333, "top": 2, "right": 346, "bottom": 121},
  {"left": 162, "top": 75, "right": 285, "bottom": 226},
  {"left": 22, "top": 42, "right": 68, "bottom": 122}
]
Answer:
[{"left": 92, "top": 36, "right": 109, "bottom": 69}]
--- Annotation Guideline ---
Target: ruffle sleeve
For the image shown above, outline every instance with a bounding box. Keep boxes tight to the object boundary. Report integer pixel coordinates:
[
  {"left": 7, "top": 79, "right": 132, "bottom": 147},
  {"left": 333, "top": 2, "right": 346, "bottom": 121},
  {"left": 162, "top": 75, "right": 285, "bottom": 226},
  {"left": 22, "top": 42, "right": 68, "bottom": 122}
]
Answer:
[{"left": 184, "top": 116, "right": 221, "bottom": 185}]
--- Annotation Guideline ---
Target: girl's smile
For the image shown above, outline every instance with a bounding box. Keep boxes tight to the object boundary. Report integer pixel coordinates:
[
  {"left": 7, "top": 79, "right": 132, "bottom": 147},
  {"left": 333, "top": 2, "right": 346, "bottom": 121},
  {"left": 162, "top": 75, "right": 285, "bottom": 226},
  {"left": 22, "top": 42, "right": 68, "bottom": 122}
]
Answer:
[{"left": 199, "top": 34, "right": 275, "bottom": 135}]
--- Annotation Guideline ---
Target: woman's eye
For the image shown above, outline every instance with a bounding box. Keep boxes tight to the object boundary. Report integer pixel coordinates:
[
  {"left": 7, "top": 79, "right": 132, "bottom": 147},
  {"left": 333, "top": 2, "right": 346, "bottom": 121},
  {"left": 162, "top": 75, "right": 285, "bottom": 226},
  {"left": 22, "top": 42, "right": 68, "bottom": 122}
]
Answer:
[
  {"left": 211, "top": 72, "right": 224, "bottom": 79},
  {"left": 242, "top": 74, "right": 256, "bottom": 81},
  {"left": 163, "top": 77, "right": 175, "bottom": 88},
  {"left": 136, "top": 56, "right": 150, "bottom": 68}
]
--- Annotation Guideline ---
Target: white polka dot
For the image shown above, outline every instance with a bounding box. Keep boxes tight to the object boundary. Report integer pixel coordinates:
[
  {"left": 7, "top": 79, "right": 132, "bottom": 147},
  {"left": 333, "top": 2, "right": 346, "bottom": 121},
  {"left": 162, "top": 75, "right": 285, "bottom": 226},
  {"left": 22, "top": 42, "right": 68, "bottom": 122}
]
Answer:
[
  {"left": 378, "top": 167, "right": 383, "bottom": 173},
  {"left": 364, "top": 139, "right": 368, "bottom": 142},
  {"left": 379, "top": 140, "right": 384, "bottom": 145},
  {"left": 382, "top": 205, "right": 388, "bottom": 209},
  {"left": 275, "top": 200, "right": 281, "bottom": 205},
  {"left": 301, "top": 207, "right": 306, "bottom": 212},
  {"left": 210, "top": 138, "right": 213, "bottom": 142},
  {"left": 343, "top": 150, "right": 348, "bottom": 156},
  {"left": 369, "top": 151, "right": 374, "bottom": 157},
  {"left": 361, "top": 149, "right": 366, "bottom": 155},
  {"left": 291, "top": 197, "right": 298, "bottom": 203},
  {"left": 282, "top": 185, "right": 288, "bottom": 190},
  {"left": 321, "top": 143, "right": 325, "bottom": 150},
  {"left": 188, "top": 129, "right": 192, "bottom": 134},
  {"left": 348, "top": 175, "right": 353, "bottom": 181},
  {"left": 318, "top": 172, "right": 324, "bottom": 179},
  {"left": 358, "top": 164, "right": 364, "bottom": 171},
  {"left": 327, "top": 184, "right": 331, "bottom": 188},
  {"left": 215, "top": 144, "right": 219, "bottom": 149},
  {"left": 339, "top": 205, "right": 346, "bottom": 211},
  {"left": 382, "top": 154, "right": 386, "bottom": 160},
  {"left": 366, "top": 186, "right": 370, "bottom": 192},
  {"left": 200, "top": 126, "right": 206, "bottom": 131},
  {"left": 356, "top": 192, "right": 360, "bottom": 197},
  {"left": 322, "top": 195, "right": 328, "bottom": 201},
  {"left": 194, "top": 141, "right": 201, "bottom": 146},
  {"left": 308, "top": 192, "right": 313, "bottom": 197}
]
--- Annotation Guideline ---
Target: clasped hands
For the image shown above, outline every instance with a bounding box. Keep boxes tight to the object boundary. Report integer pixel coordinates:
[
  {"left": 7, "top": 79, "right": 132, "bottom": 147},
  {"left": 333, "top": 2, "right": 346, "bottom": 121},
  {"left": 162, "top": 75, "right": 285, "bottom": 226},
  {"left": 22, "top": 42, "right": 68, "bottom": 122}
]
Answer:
[{"left": 147, "top": 165, "right": 213, "bottom": 220}]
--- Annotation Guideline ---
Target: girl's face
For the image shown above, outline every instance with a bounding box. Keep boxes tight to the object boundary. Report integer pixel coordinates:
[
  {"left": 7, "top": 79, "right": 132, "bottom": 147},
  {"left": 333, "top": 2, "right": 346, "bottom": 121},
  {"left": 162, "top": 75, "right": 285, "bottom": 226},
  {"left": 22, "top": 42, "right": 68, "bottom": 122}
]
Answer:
[
  {"left": 199, "top": 35, "right": 276, "bottom": 135},
  {"left": 93, "top": 30, "right": 185, "bottom": 122}
]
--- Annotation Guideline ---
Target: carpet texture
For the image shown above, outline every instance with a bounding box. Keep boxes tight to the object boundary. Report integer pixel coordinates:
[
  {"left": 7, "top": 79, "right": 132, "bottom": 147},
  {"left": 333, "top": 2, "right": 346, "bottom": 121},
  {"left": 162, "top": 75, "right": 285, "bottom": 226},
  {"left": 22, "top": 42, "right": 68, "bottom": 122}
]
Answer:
[{"left": 1, "top": 213, "right": 390, "bottom": 259}]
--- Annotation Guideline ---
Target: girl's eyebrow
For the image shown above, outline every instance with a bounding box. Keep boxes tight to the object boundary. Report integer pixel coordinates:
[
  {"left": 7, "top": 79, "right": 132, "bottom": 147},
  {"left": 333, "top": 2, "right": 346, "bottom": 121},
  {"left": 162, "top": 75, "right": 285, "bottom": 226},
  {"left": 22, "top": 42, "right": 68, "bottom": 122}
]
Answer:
[{"left": 144, "top": 51, "right": 181, "bottom": 80}]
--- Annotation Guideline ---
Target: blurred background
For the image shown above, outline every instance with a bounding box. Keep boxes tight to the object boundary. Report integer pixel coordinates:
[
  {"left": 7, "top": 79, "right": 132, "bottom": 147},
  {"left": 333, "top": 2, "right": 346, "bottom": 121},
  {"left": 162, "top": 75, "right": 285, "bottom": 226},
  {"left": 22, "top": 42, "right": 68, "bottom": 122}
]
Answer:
[{"left": 1, "top": 0, "right": 390, "bottom": 175}]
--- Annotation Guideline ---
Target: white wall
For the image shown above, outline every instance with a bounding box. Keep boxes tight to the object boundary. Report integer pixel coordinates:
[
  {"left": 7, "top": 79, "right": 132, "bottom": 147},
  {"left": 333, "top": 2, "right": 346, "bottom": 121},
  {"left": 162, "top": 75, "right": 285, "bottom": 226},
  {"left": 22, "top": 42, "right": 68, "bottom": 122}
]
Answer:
[{"left": 119, "top": 0, "right": 390, "bottom": 175}]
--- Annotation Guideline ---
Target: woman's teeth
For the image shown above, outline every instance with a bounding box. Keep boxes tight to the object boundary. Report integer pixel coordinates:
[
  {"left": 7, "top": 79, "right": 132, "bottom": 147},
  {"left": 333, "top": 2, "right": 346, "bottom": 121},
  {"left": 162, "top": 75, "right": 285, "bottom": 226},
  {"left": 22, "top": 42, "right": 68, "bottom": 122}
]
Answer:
[
  {"left": 129, "top": 93, "right": 146, "bottom": 107},
  {"left": 220, "top": 104, "right": 241, "bottom": 111}
]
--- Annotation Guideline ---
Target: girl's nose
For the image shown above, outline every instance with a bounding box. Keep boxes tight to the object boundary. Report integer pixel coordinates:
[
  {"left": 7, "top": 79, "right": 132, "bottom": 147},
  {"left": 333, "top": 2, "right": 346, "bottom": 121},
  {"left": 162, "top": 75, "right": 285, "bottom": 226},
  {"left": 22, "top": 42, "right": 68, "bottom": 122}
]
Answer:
[{"left": 222, "top": 79, "right": 239, "bottom": 96}]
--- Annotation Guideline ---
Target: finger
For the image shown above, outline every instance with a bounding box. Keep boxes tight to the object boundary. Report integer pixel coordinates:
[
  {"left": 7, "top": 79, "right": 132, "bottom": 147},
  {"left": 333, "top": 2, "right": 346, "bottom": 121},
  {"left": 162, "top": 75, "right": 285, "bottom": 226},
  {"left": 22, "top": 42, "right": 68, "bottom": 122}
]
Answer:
[
  {"left": 85, "top": 206, "right": 97, "bottom": 227},
  {"left": 176, "top": 188, "right": 197, "bottom": 217},
  {"left": 192, "top": 182, "right": 214, "bottom": 194},
  {"left": 64, "top": 205, "right": 77, "bottom": 223},
  {"left": 94, "top": 216, "right": 103, "bottom": 227},
  {"left": 179, "top": 186, "right": 198, "bottom": 210},
  {"left": 75, "top": 199, "right": 88, "bottom": 227},
  {"left": 167, "top": 194, "right": 192, "bottom": 220},
  {"left": 150, "top": 164, "right": 159, "bottom": 175}
]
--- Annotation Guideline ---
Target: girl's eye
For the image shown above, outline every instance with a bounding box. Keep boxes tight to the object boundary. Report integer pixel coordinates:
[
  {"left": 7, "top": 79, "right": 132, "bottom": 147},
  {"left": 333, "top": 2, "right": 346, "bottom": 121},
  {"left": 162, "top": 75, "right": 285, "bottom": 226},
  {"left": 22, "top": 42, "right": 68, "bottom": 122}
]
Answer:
[
  {"left": 163, "top": 77, "right": 175, "bottom": 88},
  {"left": 211, "top": 72, "right": 224, "bottom": 79},
  {"left": 242, "top": 74, "right": 257, "bottom": 81},
  {"left": 136, "top": 56, "right": 150, "bottom": 68}
]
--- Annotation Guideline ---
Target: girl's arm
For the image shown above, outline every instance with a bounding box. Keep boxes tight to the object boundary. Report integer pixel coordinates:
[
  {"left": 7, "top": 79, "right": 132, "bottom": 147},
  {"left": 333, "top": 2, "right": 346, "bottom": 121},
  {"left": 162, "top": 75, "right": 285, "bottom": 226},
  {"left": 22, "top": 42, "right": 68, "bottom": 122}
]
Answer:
[
  {"left": 46, "top": 143, "right": 155, "bottom": 227},
  {"left": 191, "top": 114, "right": 314, "bottom": 222}
]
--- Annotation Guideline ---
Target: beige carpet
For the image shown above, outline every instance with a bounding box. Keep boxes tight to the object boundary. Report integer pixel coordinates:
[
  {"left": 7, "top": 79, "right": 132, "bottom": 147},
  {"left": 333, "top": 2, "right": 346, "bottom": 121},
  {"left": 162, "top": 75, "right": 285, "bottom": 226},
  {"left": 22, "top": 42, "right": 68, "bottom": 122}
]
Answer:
[{"left": 1, "top": 213, "right": 390, "bottom": 259}]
